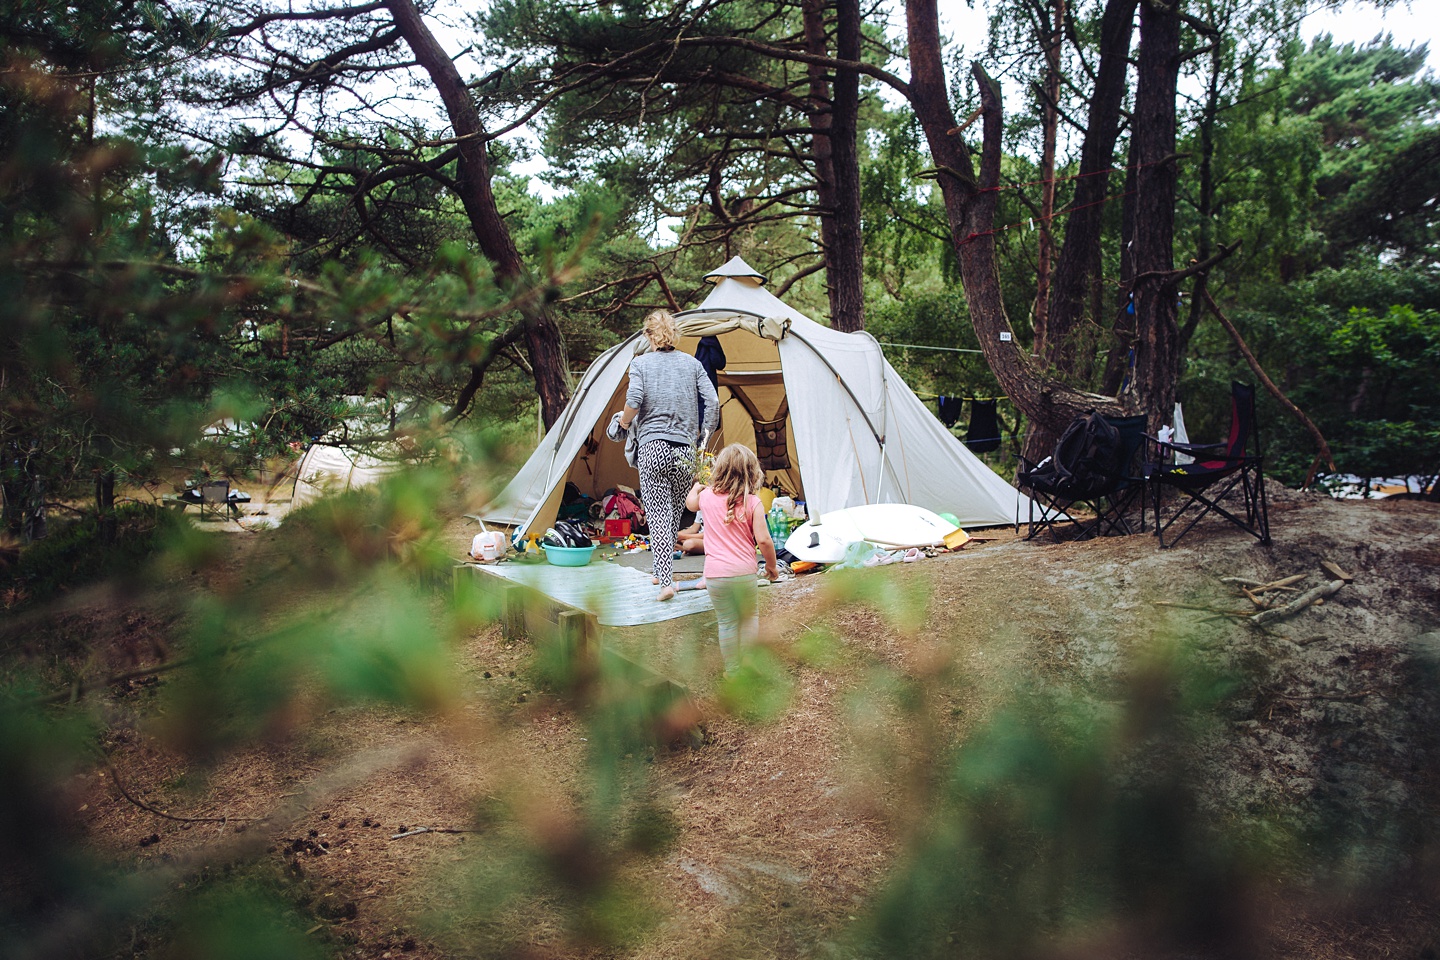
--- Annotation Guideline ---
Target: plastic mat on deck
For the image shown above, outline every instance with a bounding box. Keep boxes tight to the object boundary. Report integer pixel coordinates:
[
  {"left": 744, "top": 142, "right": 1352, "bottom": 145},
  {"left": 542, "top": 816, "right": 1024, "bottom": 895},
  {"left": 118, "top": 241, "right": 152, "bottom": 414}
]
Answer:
[{"left": 469, "top": 558, "right": 714, "bottom": 627}]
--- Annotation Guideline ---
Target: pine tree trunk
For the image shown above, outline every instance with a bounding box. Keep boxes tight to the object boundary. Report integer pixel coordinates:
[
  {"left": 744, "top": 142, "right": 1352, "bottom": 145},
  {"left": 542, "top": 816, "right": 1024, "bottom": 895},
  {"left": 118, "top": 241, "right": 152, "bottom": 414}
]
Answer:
[
  {"left": 1041, "top": 0, "right": 1137, "bottom": 376},
  {"left": 1119, "top": 0, "right": 1183, "bottom": 428},
  {"left": 828, "top": 0, "right": 865, "bottom": 332},
  {"left": 1031, "top": 0, "right": 1064, "bottom": 353},
  {"left": 804, "top": 0, "right": 865, "bottom": 332},
  {"left": 1179, "top": 42, "right": 1223, "bottom": 359},
  {"left": 1020, "top": 0, "right": 1138, "bottom": 467}
]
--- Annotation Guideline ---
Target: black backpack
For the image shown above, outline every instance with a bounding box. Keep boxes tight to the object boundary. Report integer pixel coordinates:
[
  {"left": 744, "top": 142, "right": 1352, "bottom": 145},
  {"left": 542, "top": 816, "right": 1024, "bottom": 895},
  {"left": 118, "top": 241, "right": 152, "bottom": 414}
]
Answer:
[{"left": 1037, "top": 411, "right": 1123, "bottom": 491}]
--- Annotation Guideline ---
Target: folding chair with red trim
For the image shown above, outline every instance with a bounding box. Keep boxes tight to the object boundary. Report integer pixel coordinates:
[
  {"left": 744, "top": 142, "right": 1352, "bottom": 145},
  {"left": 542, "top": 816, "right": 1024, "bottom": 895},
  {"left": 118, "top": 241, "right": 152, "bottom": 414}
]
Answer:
[{"left": 1147, "top": 381, "right": 1270, "bottom": 549}]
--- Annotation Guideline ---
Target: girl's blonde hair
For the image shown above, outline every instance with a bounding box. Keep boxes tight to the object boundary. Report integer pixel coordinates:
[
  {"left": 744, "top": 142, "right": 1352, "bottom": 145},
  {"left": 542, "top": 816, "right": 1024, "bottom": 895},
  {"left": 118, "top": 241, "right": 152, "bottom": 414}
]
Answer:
[
  {"left": 709, "top": 443, "right": 764, "bottom": 523},
  {"left": 643, "top": 310, "right": 680, "bottom": 350}
]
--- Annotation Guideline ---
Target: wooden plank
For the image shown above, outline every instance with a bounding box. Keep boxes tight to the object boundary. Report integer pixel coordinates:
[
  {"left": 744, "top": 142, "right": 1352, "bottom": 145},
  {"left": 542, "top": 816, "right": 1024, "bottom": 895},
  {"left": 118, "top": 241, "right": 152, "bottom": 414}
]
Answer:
[
  {"left": 502, "top": 583, "right": 527, "bottom": 641},
  {"left": 559, "top": 610, "right": 596, "bottom": 665}
]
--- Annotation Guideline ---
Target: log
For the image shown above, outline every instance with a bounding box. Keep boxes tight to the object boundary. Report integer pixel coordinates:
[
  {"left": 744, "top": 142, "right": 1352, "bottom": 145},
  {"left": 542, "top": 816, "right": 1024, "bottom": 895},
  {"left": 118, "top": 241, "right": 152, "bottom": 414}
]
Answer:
[{"left": 1250, "top": 580, "right": 1345, "bottom": 627}]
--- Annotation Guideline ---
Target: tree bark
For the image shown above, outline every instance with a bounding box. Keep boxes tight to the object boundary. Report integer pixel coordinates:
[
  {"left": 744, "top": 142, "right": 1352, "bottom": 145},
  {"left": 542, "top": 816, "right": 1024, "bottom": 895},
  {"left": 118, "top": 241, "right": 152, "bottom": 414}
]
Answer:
[
  {"left": 1020, "top": 0, "right": 1138, "bottom": 466},
  {"left": 1031, "top": 0, "right": 1065, "bottom": 354},
  {"left": 385, "top": 0, "right": 571, "bottom": 428},
  {"left": 1042, "top": 0, "right": 1138, "bottom": 374},
  {"left": 1101, "top": 147, "right": 1141, "bottom": 393},
  {"left": 829, "top": 0, "right": 865, "bottom": 332},
  {"left": 904, "top": 0, "right": 1123, "bottom": 444},
  {"left": 1109, "top": 0, "right": 1182, "bottom": 429},
  {"left": 1178, "top": 39, "right": 1222, "bottom": 359},
  {"left": 803, "top": 0, "right": 865, "bottom": 332}
]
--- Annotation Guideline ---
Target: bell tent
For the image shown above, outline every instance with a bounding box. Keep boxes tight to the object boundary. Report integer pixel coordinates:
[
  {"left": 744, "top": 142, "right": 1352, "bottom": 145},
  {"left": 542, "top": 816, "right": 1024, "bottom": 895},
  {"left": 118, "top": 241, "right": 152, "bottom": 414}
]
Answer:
[{"left": 481, "top": 257, "right": 1027, "bottom": 535}]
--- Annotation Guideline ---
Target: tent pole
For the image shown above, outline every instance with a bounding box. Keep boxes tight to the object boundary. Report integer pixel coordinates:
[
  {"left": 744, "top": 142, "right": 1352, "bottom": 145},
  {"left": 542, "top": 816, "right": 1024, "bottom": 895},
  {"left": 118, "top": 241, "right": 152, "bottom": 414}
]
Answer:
[{"left": 521, "top": 331, "right": 645, "bottom": 536}]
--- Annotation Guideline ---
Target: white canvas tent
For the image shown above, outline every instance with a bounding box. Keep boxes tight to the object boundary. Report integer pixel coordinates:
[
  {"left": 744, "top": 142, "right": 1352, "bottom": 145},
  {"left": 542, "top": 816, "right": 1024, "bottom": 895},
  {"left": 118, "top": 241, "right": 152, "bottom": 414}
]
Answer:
[
  {"left": 482, "top": 256, "right": 1029, "bottom": 536},
  {"left": 291, "top": 443, "right": 405, "bottom": 509}
]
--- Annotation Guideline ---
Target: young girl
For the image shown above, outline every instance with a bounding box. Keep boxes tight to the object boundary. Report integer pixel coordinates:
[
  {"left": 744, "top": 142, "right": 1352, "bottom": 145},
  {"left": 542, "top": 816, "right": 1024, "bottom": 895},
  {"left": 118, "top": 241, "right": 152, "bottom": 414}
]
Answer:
[{"left": 686, "top": 444, "right": 779, "bottom": 674}]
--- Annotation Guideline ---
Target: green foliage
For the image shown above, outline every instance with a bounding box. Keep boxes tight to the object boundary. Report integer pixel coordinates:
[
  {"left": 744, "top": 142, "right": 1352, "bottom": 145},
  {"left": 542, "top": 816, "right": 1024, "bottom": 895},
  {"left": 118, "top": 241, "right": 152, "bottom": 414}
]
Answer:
[
  {"left": 716, "top": 645, "right": 795, "bottom": 723},
  {"left": 0, "top": 702, "right": 107, "bottom": 952},
  {"left": 162, "top": 880, "right": 330, "bottom": 960},
  {"left": 6, "top": 0, "right": 1440, "bottom": 955},
  {"left": 855, "top": 645, "right": 1264, "bottom": 959},
  {"left": 0, "top": 504, "right": 181, "bottom": 612},
  {"left": 1293, "top": 303, "right": 1440, "bottom": 480}
]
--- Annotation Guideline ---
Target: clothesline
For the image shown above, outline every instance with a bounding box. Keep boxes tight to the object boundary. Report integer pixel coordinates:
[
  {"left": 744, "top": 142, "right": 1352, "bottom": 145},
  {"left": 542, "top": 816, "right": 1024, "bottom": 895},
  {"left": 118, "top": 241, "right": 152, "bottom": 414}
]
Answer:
[
  {"left": 912, "top": 390, "right": 1009, "bottom": 402},
  {"left": 876, "top": 341, "right": 986, "bottom": 354}
]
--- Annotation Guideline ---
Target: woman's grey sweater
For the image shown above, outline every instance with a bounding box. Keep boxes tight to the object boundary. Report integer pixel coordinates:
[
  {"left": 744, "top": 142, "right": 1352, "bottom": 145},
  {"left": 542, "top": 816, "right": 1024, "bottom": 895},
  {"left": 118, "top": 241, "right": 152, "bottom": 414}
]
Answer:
[{"left": 625, "top": 348, "right": 720, "bottom": 449}]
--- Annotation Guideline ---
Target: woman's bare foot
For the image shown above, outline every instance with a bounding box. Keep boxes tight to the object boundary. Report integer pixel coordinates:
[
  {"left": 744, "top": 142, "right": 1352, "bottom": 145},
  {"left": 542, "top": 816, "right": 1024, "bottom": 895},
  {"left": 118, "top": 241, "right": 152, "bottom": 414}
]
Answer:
[
  {"left": 657, "top": 585, "right": 677, "bottom": 602},
  {"left": 651, "top": 576, "right": 659, "bottom": 585}
]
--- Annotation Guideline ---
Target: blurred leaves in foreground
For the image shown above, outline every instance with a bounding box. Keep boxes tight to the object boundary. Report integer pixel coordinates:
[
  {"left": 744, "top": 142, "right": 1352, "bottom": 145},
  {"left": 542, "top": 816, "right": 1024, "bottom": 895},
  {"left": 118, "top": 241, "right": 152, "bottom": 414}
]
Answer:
[{"left": 1, "top": 458, "right": 1435, "bottom": 958}]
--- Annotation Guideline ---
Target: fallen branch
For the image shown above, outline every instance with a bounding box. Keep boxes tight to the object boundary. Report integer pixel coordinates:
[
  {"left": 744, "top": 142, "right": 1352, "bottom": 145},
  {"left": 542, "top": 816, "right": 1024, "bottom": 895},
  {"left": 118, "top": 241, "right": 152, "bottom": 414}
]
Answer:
[
  {"left": 389, "top": 826, "right": 478, "bottom": 840},
  {"left": 1223, "top": 573, "right": 1306, "bottom": 593},
  {"left": 1203, "top": 289, "right": 1336, "bottom": 477},
  {"left": 108, "top": 763, "right": 266, "bottom": 825},
  {"left": 1254, "top": 574, "right": 1307, "bottom": 593},
  {"left": 1249, "top": 580, "right": 1346, "bottom": 627},
  {"left": 1321, "top": 560, "right": 1355, "bottom": 583}
]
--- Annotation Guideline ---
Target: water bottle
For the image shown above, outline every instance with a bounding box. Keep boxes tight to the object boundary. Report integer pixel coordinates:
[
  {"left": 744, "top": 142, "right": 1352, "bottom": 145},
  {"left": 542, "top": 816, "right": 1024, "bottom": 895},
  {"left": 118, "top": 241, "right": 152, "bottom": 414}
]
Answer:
[{"left": 767, "top": 502, "right": 785, "bottom": 540}]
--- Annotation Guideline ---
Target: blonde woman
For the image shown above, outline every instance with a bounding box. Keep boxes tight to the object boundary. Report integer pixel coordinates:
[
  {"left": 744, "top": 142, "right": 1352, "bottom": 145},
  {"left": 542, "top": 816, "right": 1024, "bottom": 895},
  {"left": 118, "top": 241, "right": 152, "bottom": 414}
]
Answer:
[{"left": 615, "top": 310, "right": 720, "bottom": 601}]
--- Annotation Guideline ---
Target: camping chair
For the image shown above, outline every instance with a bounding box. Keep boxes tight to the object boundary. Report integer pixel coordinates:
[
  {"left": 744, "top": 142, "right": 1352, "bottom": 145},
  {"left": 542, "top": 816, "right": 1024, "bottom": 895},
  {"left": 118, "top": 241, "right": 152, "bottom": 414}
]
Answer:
[
  {"left": 200, "top": 480, "right": 231, "bottom": 520},
  {"left": 1017, "top": 413, "right": 1148, "bottom": 542},
  {"left": 1147, "top": 381, "right": 1270, "bottom": 549}
]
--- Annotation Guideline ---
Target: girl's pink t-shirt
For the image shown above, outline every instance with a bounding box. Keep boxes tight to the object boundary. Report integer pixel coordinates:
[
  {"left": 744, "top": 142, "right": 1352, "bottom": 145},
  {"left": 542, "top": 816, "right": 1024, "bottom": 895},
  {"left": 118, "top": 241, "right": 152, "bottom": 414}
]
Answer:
[{"left": 697, "top": 488, "right": 762, "bottom": 579}]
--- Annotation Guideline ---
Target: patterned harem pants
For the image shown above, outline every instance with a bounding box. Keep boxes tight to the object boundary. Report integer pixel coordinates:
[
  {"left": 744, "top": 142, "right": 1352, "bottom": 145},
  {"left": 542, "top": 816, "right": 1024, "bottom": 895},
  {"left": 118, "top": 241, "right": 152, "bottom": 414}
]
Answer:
[{"left": 636, "top": 439, "right": 692, "bottom": 588}]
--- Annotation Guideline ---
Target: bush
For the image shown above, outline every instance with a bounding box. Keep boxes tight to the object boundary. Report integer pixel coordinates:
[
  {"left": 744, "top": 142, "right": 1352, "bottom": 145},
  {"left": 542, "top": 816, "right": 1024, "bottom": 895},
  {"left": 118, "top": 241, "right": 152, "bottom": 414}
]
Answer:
[{"left": 1, "top": 504, "right": 180, "bottom": 611}]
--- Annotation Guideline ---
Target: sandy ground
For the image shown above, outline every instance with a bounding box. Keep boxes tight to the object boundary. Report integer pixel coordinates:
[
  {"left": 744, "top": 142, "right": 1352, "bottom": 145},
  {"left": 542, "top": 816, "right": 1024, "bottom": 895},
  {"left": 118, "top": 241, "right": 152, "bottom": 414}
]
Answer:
[{"left": 43, "top": 484, "right": 1440, "bottom": 958}]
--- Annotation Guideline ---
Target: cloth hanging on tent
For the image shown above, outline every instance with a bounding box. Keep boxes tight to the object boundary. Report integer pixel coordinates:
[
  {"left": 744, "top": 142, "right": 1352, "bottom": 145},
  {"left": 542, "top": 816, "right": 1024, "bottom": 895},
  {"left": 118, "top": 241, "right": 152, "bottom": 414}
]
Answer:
[
  {"left": 695, "top": 335, "right": 727, "bottom": 430},
  {"left": 936, "top": 395, "right": 965, "bottom": 428},
  {"left": 965, "top": 399, "right": 1002, "bottom": 453},
  {"left": 695, "top": 336, "right": 726, "bottom": 388},
  {"left": 606, "top": 411, "right": 640, "bottom": 467}
]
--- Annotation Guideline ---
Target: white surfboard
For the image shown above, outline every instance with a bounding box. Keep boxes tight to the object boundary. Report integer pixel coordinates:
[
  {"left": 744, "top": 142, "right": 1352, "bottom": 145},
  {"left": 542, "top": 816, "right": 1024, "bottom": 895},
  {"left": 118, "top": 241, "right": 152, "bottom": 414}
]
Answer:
[{"left": 783, "top": 503, "right": 961, "bottom": 564}]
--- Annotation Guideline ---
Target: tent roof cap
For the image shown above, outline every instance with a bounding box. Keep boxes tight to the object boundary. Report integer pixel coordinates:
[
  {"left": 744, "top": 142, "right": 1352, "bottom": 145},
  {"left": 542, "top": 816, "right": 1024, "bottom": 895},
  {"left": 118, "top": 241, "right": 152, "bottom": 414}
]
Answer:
[{"left": 704, "top": 256, "right": 767, "bottom": 285}]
